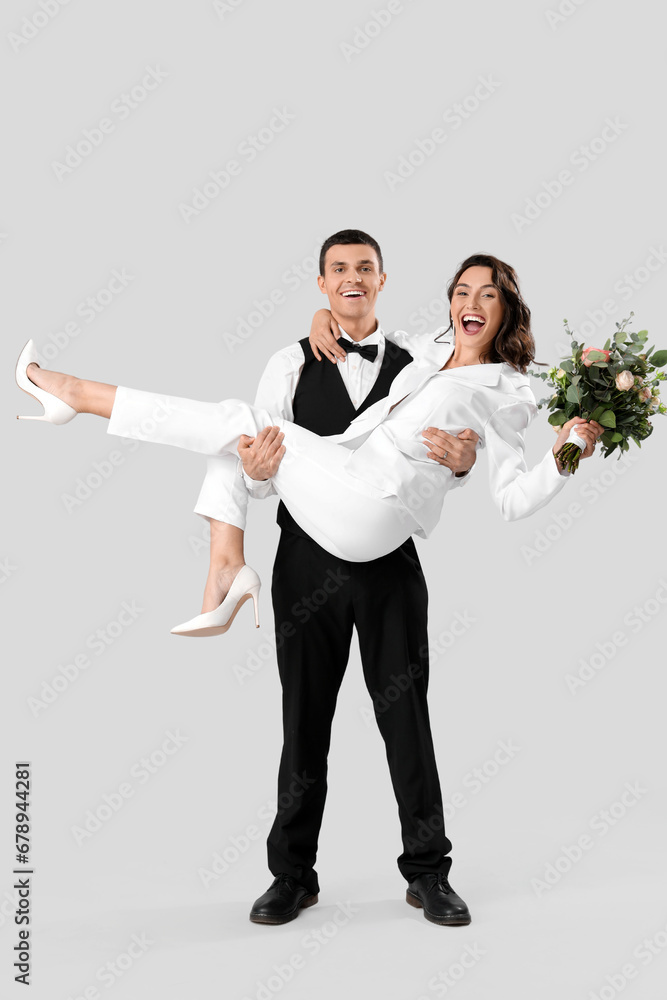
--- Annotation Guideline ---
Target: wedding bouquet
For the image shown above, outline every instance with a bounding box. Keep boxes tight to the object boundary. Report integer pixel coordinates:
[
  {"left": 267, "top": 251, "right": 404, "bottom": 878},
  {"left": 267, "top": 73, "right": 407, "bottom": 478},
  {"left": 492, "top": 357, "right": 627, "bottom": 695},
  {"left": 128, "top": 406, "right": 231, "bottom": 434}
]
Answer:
[{"left": 530, "top": 314, "right": 667, "bottom": 474}]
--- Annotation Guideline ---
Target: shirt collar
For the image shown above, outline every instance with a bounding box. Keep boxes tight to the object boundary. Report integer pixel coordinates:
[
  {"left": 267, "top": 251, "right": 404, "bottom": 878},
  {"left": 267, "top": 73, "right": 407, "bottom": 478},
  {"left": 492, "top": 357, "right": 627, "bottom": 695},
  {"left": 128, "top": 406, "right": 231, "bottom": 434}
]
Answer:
[
  {"left": 338, "top": 321, "right": 384, "bottom": 347},
  {"left": 430, "top": 327, "right": 524, "bottom": 386}
]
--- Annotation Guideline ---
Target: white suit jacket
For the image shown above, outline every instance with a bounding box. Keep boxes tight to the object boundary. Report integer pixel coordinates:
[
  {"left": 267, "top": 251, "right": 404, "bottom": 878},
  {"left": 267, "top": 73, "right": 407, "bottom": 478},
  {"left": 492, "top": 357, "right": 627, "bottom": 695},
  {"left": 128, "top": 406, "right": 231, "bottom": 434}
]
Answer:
[{"left": 330, "top": 328, "right": 570, "bottom": 538}]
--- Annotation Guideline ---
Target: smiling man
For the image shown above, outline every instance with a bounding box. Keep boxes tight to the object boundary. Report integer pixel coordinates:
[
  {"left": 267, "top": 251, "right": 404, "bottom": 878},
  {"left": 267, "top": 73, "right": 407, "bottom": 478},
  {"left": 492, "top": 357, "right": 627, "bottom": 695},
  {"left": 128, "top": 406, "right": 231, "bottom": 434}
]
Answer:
[{"left": 195, "top": 230, "right": 478, "bottom": 926}]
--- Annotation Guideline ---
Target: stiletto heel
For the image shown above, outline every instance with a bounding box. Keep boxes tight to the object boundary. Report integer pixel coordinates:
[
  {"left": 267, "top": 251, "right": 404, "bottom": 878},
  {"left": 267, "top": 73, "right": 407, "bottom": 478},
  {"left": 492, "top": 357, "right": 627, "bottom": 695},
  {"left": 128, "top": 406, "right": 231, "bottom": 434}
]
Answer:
[
  {"left": 171, "top": 566, "right": 262, "bottom": 637},
  {"left": 250, "top": 584, "right": 261, "bottom": 628},
  {"left": 15, "top": 340, "right": 78, "bottom": 425}
]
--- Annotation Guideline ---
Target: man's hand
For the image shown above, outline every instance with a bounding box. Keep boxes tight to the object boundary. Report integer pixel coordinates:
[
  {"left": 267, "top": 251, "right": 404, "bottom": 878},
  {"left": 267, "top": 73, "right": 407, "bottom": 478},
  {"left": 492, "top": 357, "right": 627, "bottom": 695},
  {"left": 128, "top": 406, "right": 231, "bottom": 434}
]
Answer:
[
  {"left": 238, "top": 426, "right": 286, "bottom": 481},
  {"left": 422, "top": 427, "right": 479, "bottom": 476}
]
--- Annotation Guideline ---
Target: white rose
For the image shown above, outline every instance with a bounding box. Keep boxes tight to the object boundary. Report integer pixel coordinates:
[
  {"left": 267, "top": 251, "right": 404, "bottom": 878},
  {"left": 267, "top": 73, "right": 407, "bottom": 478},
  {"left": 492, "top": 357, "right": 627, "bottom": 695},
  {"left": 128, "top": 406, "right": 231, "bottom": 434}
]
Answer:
[{"left": 615, "top": 370, "right": 635, "bottom": 391}]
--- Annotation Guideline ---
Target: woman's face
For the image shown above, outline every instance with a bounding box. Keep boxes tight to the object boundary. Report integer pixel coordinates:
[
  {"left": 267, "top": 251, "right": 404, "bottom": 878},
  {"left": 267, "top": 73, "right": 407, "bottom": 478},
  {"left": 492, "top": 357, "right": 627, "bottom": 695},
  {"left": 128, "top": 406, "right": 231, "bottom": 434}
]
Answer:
[{"left": 450, "top": 265, "right": 505, "bottom": 357}]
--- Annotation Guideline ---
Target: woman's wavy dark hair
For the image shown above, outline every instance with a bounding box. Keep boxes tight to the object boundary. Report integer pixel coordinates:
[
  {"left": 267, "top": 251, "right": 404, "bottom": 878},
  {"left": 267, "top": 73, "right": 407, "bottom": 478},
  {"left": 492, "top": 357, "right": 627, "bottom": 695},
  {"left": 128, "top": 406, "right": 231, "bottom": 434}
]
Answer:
[{"left": 439, "top": 253, "right": 536, "bottom": 373}]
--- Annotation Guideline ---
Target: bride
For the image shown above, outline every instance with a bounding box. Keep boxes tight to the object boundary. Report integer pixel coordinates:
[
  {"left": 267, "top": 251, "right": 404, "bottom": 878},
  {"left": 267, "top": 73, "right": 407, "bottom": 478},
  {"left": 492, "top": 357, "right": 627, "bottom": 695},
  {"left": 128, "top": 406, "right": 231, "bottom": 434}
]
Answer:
[{"left": 15, "top": 253, "right": 603, "bottom": 636}]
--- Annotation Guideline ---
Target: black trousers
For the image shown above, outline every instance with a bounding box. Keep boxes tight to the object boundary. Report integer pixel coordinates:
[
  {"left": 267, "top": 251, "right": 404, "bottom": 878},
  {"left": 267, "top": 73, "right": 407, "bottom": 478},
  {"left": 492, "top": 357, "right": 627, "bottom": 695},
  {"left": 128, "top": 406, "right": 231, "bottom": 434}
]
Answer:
[{"left": 266, "top": 528, "right": 453, "bottom": 896}]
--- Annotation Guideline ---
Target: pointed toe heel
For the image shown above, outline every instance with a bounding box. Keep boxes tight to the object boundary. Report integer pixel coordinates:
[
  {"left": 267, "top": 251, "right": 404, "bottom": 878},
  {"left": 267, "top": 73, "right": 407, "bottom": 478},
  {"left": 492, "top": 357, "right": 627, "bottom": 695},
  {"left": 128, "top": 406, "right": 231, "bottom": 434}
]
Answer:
[
  {"left": 171, "top": 566, "right": 261, "bottom": 637},
  {"left": 15, "top": 340, "right": 78, "bottom": 425}
]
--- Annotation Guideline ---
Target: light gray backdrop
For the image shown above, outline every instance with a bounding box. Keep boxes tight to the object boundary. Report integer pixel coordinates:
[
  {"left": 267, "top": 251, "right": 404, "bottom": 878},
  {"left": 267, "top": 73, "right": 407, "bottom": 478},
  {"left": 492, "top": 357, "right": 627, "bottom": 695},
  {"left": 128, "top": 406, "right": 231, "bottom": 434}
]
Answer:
[{"left": 2, "top": 1, "right": 666, "bottom": 998}]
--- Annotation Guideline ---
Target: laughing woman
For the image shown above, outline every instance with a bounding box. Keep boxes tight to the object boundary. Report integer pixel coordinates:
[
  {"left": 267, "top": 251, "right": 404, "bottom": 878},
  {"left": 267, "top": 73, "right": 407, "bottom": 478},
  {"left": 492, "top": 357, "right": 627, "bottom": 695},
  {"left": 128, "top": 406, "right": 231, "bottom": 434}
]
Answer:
[{"left": 15, "top": 253, "right": 603, "bottom": 635}]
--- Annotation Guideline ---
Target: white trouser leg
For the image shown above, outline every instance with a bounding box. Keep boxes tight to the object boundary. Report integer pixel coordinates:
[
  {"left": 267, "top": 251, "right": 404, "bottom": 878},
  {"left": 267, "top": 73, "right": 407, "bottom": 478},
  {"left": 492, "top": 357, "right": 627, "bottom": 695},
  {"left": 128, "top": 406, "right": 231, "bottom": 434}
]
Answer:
[
  {"left": 107, "top": 387, "right": 419, "bottom": 561},
  {"left": 194, "top": 454, "right": 248, "bottom": 531}
]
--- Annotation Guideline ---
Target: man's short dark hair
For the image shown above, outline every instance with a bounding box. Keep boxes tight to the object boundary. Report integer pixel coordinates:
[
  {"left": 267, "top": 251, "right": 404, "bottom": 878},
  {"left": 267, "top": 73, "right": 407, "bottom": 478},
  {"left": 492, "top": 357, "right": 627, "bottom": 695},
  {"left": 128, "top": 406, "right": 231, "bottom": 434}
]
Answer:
[{"left": 319, "top": 229, "right": 384, "bottom": 276}]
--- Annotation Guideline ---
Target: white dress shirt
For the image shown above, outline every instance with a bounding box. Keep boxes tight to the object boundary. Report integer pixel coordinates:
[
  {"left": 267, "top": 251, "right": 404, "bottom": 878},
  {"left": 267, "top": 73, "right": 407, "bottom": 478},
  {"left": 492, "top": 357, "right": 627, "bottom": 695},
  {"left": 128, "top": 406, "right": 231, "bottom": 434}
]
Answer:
[{"left": 332, "top": 324, "right": 385, "bottom": 409}]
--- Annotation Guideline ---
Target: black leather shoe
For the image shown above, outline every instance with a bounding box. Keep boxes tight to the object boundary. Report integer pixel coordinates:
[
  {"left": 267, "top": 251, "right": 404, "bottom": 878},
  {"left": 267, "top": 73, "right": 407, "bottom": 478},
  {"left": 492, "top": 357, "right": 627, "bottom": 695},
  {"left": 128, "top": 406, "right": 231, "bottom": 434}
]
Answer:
[
  {"left": 249, "top": 873, "right": 319, "bottom": 925},
  {"left": 406, "top": 873, "right": 471, "bottom": 925}
]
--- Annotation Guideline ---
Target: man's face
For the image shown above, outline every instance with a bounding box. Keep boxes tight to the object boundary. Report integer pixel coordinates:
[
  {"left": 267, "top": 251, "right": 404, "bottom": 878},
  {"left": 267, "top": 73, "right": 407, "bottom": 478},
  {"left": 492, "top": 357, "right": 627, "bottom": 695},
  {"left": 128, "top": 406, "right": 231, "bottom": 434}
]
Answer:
[{"left": 317, "top": 244, "right": 386, "bottom": 323}]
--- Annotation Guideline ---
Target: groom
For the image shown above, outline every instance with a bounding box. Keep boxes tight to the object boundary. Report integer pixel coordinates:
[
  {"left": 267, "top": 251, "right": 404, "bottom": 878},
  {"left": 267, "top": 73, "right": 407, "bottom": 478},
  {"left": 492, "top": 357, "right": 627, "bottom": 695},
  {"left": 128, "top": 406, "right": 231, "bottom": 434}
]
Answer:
[{"left": 225, "top": 230, "right": 478, "bottom": 926}]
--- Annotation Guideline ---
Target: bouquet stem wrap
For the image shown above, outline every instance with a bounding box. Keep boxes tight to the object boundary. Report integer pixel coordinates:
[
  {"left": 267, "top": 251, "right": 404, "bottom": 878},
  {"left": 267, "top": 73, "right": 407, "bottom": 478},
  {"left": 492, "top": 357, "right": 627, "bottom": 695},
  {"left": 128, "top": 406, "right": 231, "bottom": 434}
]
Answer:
[{"left": 556, "top": 426, "right": 589, "bottom": 474}]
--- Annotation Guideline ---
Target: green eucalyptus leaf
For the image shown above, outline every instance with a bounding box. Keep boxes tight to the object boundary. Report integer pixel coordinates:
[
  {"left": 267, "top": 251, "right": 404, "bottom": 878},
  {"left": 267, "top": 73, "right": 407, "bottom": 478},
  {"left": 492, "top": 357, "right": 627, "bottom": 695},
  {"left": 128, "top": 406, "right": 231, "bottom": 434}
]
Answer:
[{"left": 586, "top": 349, "right": 609, "bottom": 362}]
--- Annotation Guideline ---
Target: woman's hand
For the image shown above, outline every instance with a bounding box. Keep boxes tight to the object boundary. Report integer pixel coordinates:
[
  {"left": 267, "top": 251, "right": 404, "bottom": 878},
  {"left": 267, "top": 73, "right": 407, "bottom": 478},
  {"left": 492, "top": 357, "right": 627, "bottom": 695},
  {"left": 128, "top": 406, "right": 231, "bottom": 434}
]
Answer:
[
  {"left": 552, "top": 417, "right": 604, "bottom": 471},
  {"left": 309, "top": 309, "right": 346, "bottom": 363}
]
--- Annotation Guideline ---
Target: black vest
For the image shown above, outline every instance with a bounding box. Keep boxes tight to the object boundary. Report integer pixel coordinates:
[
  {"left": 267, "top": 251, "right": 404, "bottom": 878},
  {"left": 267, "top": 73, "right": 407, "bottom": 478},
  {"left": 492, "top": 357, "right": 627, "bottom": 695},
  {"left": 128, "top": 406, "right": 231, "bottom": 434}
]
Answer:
[{"left": 276, "top": 336, "right": 414, "bottom": 538}]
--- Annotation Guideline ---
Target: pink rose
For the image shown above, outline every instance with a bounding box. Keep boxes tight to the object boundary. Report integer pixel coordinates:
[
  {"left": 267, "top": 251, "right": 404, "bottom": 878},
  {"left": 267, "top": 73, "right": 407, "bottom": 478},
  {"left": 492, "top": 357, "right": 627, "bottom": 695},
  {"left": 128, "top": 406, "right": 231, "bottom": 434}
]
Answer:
[
  {"left": 615, "top": 370, "right": 635, "bottom": 391},
  {"left": 638, "top": 386, "right": 652, "bottom": 403},
  {"left": 582, "top": 347, "right": 611, "bottom": 367}
]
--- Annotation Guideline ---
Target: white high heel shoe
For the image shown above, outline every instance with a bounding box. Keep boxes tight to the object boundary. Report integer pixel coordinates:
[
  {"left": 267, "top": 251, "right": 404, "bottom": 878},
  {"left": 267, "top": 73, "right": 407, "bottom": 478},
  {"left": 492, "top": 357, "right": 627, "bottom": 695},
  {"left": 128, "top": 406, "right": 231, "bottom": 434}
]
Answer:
[
  {"left": 15, "top": 340, "right": 78, "bottom": 424},
  {"left": 171, "top": 566, "right": 261, "bottom": 637}
]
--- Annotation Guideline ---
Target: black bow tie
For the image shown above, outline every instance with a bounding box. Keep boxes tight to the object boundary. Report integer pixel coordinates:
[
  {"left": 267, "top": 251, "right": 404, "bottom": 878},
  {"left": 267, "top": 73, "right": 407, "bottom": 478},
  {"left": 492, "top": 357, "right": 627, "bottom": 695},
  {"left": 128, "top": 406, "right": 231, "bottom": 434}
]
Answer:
[{"left": 341, "top": 340, "right": 379, "bottom": 362}]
